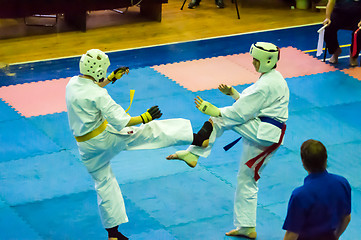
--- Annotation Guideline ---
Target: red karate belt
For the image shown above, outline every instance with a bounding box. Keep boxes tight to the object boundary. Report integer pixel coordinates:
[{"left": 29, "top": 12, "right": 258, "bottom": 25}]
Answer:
[
  {"left": 351, "top": 28, "right": 360, "bottom": 58},
  {"left": 245, "top": 124, "right": 286, "bottom": 181}
]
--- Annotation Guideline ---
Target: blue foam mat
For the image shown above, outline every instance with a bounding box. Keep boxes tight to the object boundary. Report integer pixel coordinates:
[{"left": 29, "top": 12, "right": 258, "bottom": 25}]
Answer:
[
  {"left": 287, "top": 71, "right": 361, "bottom": 108},
  {"left": 323, "top": 101, "right": 361, "bottom": 131},
  {"left": 0, "top": 59, "right": 79, "bottom": 88},
  {"left": 28, "top": 112, "right": 78, "bottom": 151},
  {"left": 121, "top": 169, "right": 234, "bottom": 228},
  {"left": 14, "top": 191, "right": 104, "bottom": 240},
  {"left": 327, "top": 142, "right": 361, "bottom": 188},
  {"left": 14, "top": 190, "right": 175, "bottom": 240},
  {"left": 118, "top": 197, "right": 175, "bottom": 239},
  {"left": 257, "top": 151, "right": 305, "bottom": 207},
  {"left": 0, "top": 99, "right": 22, "bottom": 122},
  {"left": 168, "top": 213, "right": 234, "bottom": 240},
  {"left": 253, "top": 207, "right": 286, "bottom": 240},
  {"left": 0, "top": 151, "right": 93, "bottom": 205},
  {"left": 0, "top": 202, "right": 42, "bottom": 240},
  {"left": 127, "top": 229, "right": 177, "bottom": 240},
  {"left": 288, "top": 91, "right": 316, "bottom": 113},
  {"left": 0, "top": 118, "right": 61, "bottom": 163},
  {"left": 283, "top": 108, "right": 361, "bottom": 152},
  {"left": 169, "top": 207, "right": 286, "bottom": 240},
  {"left": 111, "top": 147, "right": 194, "bottom": 184},
  {"left": 106, "top": 67, "right": 191, "bottom": 102}
]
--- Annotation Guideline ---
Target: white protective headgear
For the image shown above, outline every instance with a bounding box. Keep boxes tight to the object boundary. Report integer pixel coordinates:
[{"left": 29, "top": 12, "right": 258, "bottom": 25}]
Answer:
[
  {"left": 250, "top": 42, "right": 280, "bottom": 73},
  {"left": 79, "top": 49, "right": 110, "bottom": 82}
]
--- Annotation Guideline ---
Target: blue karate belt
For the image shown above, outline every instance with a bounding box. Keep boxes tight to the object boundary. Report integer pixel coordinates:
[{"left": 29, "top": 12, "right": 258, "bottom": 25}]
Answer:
[{"left": 223, "top": 116, "right": 285, "bottom": 151}]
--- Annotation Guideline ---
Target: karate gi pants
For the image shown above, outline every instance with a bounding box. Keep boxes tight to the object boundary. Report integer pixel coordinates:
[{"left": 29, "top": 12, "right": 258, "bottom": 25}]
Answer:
[
  {"left": 188, "top": 117, "right": 275, "bottom": 227},
  {"left": 76, "top": 119, "right": 193, "bottom": 228}
]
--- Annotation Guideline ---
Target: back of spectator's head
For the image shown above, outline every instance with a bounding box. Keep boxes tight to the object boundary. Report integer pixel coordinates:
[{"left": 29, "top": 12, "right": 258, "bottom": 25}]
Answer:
[{"left": 300, "top": 139, "right": 327, "bottom": 173}]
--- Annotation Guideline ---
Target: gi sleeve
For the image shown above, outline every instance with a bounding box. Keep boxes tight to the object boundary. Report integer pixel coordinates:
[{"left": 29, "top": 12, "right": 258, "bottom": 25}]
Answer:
[
  {"left": 220, "top": 85, "right": 267, "bottom": 125},
  {"left": 282, "top": 192, "right": 306, "bottom": 234},
  {"left": 95, "top": 90, "right": 131, "bottom": 131}
]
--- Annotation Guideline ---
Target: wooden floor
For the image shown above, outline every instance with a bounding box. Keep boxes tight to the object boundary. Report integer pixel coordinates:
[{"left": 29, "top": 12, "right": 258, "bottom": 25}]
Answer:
[{"left": 0, "top": 0, "right": 324, "bottom": 64}]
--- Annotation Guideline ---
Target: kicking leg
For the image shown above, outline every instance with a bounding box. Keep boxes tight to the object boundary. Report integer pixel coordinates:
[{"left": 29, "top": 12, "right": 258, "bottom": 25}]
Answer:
[
  {"left": 166, "top": 150, "right": 199, "bottom": 168},
  {"left": 191, "top": 120, "right": 213, "bottom": 148},
  {"left": 166, "top": 120, "right": 213, "bottom": 167}
]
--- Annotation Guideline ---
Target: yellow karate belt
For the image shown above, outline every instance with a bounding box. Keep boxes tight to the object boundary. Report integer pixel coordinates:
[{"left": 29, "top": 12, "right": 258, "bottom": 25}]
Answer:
[
  {"left": 75, "top": 120, "right": 108, "bottom": 142},
  {"left": 74, "top": 90, "right": 135, "bottom": 142}
]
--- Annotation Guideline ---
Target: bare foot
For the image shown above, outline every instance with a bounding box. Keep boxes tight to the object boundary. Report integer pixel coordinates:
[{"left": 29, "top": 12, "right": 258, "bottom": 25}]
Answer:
[
  {"left": 166, "top": 153, "right": 179, "bottom": 160},
  {"left": 166, "top": 150, "right": 198, "bottom": 168},
  {"left": 225, "top": 228, "right": 257, "bottom": 239},
  {"left": 329, "top": 47, "right": 342, "bottom": 64},
  {"left": 225, "top": 229, "right": 240, "bottom": 236}
]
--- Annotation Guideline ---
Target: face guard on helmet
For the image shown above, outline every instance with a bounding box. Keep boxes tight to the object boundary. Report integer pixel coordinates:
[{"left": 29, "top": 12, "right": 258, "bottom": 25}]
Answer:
[
  {"left": 79, "top": 49, "right": 110, "bottom": 82},
  {"left": 250, "top": 42, "right": 280, "bottom": 73}
]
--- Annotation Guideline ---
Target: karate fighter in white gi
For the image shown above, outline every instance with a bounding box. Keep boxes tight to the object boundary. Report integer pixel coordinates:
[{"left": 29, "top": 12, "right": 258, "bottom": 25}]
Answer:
[
  {"left": 167, "top": 42, "right": 289, "bottom": 239},
  {"left": 65, "top": 49, "right": 212, "bottom": 240}
]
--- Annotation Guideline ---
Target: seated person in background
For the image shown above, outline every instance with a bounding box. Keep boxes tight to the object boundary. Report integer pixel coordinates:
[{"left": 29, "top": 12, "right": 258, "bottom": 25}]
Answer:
[
  {"left": 323, "top": 0, "right": 361, "bottom": 66},
  {"left": 188, "top": 0, "right": 224, "bottom": 9},
  {"left": 283, "top": 139, "right": 351, "bottom": 240}
]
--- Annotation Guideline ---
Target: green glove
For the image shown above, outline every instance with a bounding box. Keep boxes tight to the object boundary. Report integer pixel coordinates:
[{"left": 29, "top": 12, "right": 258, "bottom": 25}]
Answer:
[
  {"left": 107, "top": 66, "right": 129, "bottom": 84},
  {"left": 140, "top": 106, "right": 162, "bottom": 124},
  {"left": 195, "top": 96, "right": 221, "bottom": 117},
  {"left": 218, "top": 84, "right": 240, "bottom": 100}
]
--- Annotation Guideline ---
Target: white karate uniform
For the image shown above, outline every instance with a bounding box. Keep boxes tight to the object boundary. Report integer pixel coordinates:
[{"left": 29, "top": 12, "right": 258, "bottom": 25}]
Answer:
[
  {"left": 188, "top": 69, "right": 289, "bottom": 227},
  {"left": 65, "top": 76, "right": 193, "bottom": 228}
]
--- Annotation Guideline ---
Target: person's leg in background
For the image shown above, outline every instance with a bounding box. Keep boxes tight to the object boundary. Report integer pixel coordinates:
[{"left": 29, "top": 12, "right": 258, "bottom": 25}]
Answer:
[
  {"left": 349, "top": 17, "right": 361, "bottom": 66},
  {"left": 188, "top": 0, "right": 201, "bottom": 9},
  {"left": 188, "top": 0, "right": 224, "bottom": 9},
  {"left": 325, "top": 10, "right": 343, "bottom": 64},
  {"left": 215, "top": 0, "right": 224, "bottom": 8}
]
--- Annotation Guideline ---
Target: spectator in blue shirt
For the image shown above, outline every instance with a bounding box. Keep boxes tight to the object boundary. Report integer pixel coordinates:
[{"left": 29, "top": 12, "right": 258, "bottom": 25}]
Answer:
[{"left": 283, "top": 139, "right": 351, "bottom": 240}]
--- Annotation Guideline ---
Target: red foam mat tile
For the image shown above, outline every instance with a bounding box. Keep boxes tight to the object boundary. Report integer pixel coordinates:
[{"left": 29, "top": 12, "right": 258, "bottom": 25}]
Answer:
[
  {"left": 277, "top": 47, "right": 337, "bottom": 78},
  {"left": 0, "top": 78, "right": 70, "bottom": 117},
  {"left": 152, "top": 47, "right": 337, "bottom": 92},
  {"left": 152, "top": 57, "right": 259, "bottom": 92},
  {"left": 341, "top": 67, "right": 361, "bottom": 81},
  {"left": 228, "top": 47, "right": 337, "bottom": 78}
]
